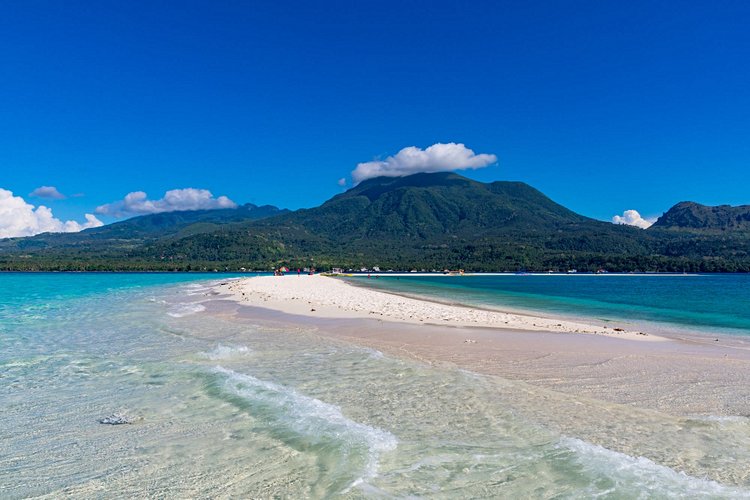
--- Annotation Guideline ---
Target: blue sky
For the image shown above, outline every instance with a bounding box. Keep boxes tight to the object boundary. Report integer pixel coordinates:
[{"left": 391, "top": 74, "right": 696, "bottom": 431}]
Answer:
[{"left": 1, "top": 0, "right": 749, "bottom": 234}]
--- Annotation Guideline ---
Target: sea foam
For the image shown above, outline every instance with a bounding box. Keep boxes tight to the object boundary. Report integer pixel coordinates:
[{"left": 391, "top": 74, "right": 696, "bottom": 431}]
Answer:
[
  {"left": 212, "top": 366, "right": 398, "bottom": 491},
  {"left": 201, "top": 344, "right": 252, "bottom": 360},
  {"left": 167, "top": 303, "right": 206, "bottom": 317},
  {"left": 559, "top": 437, "right": 748, "bottom": 497}
]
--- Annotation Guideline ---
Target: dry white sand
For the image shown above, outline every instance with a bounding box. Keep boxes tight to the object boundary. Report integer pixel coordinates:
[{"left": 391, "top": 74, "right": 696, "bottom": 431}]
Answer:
[{"left": 218, "top": 274, "right": 664, "bottom": 342}]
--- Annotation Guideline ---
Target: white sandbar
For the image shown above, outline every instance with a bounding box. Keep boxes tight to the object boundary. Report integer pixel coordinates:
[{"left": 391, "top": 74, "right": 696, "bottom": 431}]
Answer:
[{"left": 218, "top": 274, "right": 665, "bottom": 342}]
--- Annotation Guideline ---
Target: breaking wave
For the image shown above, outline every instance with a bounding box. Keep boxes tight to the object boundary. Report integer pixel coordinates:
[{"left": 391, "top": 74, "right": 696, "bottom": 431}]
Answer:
[
  {"left": 201, "top": 344, "right": 252, "bottom": 360},
  {"left": 559, "top": 437, "right": 748, "bottom": 497},
  {"left": 212, "top": 366, "right": 397, "bottom": 491},
  {"left": 167, "top": 303, "right": 206, "bottom": 318}
]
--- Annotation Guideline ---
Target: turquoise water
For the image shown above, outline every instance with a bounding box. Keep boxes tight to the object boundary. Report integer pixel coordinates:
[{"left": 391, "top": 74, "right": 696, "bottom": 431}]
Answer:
[
  {"left": 350, "top": 274, "right": 750, "bottom": 336},
  {"left": 2, "top": 273, "right": 750, "bottom": 497}
]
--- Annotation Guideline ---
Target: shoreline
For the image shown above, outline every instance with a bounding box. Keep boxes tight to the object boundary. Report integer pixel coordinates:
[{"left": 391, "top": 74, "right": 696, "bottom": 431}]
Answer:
[
  {"left": 211, "top": 274, "right": 750, "bottom": 417},
  {"left": 343, "top": 276, "right": 750, "bottom": 351},
  {"left": 331, "top": 271, "right": 704, "bottom": 277},
  {"left": 217, "top": 274, "right": 666, "bottom": 342}
]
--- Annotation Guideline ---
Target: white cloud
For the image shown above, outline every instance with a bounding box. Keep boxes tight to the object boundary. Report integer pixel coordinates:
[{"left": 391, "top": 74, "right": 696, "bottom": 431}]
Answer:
[
  {"left": 351, "top": 142, "right": 497, "bottom": 183},
  {"left": 0, "top": 188, "right": 103, "bottom": 238},
  {"left": 95, "top": 188, "right": 237, "bottom": 217},
  {"left": 337, "top": 177, "right": 347, "bottom": 187},
  {"left": 30, "top": 185, "right": 66, "bottom": 199},
  {"left": 612, "top": 209, "right": 657, "bottom": 229},
  {"left": 61, "top": 214, "right": 104, "bottom": 232}
]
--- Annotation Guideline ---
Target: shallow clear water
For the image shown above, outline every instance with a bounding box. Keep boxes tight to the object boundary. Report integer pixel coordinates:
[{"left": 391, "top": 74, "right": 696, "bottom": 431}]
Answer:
[
  {"left": 2, "top": 274, "right": 750, "bottom": 498},
  {"left": 350, "top": 274, "right": 750, "bottom": 337}
]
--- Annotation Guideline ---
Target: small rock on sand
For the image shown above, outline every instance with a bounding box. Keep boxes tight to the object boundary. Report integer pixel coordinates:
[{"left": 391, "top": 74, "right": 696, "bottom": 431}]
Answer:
[{"left": 98, "top": 414, "right": 133, "bottom": 425}]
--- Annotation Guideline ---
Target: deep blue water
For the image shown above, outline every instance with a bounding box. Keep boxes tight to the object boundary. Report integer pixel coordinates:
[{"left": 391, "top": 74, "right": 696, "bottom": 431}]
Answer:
[{"left": 351, "top": 274, "right": 750, "bottom": 336}]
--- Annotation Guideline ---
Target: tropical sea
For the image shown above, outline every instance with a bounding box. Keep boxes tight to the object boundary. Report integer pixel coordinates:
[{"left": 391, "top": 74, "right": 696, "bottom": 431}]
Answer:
[
  {"left": 2, "top": 273, "right": 750, "bottom": 498},
  {"left": 351, "top": 273, "right": 750, "bottom": 339}
]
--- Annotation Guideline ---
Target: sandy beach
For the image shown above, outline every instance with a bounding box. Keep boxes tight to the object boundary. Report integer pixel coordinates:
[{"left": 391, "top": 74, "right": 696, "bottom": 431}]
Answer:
[
  {"left": 215, "top": 274, "right": 750, "bottom": 417},
  {"left": 219, "top": 274, "right": 663, "bottom": 341}
]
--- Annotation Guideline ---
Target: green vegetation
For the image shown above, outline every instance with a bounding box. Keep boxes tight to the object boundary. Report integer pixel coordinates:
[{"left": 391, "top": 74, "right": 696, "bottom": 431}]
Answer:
[
  {"left": 653, "top": 201, "right": 750, "bottom": 230},
  {"left": 1, "top": 173, "right": 749, "bottom": 272}
]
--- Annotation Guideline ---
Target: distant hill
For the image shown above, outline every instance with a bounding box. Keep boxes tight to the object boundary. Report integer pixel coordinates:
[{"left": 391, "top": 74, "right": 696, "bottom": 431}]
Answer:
[
  {"left": 0, "top": 203, "right": 288, "bottom": 253},
  {"left": 1, "top": 173, "right": 748, "bottom": 272},
  {"left": 651, "top": 201, "right": 750, "bottom": 231},
  {"left": 85, "top": 203, "right": 288, "bottom": 239}
]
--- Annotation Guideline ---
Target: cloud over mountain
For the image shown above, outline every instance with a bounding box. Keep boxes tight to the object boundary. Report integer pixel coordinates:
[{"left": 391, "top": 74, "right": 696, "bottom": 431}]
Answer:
[
  {"left": 96, "top": 188, "right": 237, "bottom": 217},
  {"left": 612, "top": 209, "right": 656, "bottom": 229},
  {"left": 0, "top": 188, "right": 103, "bottom": 238},
  {"left": 351, "top": 143, "right": 497, "bottom": 183},
  {"left": 30, "top": 186, "right": 66, "bottom": 199}
]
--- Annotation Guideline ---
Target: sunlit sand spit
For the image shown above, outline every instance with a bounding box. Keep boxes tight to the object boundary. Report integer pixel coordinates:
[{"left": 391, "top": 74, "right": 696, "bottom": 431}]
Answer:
[{"left": 219, "top": 274, "right": 665, "bottom": 341}]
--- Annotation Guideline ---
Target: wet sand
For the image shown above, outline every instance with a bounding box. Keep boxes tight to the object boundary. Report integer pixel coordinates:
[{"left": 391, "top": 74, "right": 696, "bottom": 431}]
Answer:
[{"left": 210, "top": 276, "right": 750, "bottom": 417}]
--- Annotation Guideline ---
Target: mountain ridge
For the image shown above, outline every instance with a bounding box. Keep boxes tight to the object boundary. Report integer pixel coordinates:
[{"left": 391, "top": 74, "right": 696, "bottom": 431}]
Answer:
[
  {"left": 0, "top": 203, "right": 288, "bottom": 252},
  {"left": 651, "top": 201, "right": 750, "bottom": 231},
  {"left": 1, "top": 172, "right": 748, "bottom": 272}
]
